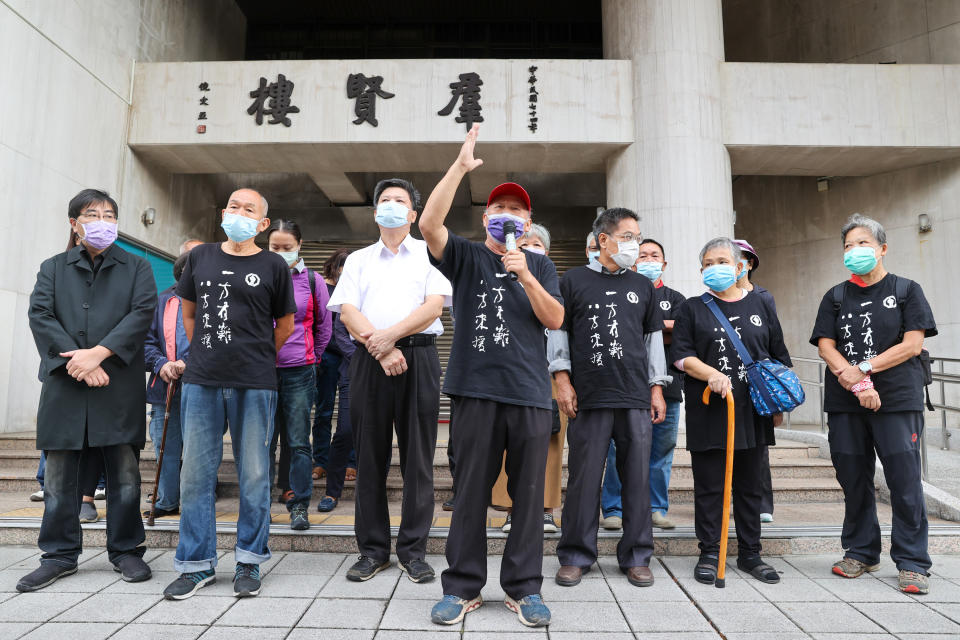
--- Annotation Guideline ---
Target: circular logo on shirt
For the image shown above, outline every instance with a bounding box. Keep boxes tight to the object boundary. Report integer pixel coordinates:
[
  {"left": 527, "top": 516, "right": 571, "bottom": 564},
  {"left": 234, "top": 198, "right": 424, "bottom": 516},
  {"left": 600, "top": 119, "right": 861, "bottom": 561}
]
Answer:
[
  {"left": 659, "top": 300, "right": 671, "bottom": 311},
  {"left": 883, "top": 295, "right": 897, "bottom": 309},
  {"left": 750, "top": 314, "right": 762, "bottom": 327},
  {"left": 627, "top": 291, "right": 639, "bottom": 304},
  {"left": 245, "top": 273, "right": 261, "bottom": 287}
]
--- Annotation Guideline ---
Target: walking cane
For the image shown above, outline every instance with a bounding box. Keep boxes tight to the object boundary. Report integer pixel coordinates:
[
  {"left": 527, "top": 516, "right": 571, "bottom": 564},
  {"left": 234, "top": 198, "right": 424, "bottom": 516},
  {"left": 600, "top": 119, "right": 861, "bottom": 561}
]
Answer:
[
  {"left": 702, "top": 386, "right": 735, "bottom": 588},
  {"left": 147, "top": 379, "right": 179, "bottom": 527}
]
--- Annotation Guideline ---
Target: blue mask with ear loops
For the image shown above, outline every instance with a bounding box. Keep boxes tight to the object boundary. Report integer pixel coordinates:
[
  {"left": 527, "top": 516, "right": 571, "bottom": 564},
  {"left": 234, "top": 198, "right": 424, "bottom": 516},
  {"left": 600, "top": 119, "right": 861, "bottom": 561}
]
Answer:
[
  {"left": 702, "top": 264, "right": 738, "bottom": 292},
  {"left": 375, "top": 201, "right": 409, "bottom": 228}
]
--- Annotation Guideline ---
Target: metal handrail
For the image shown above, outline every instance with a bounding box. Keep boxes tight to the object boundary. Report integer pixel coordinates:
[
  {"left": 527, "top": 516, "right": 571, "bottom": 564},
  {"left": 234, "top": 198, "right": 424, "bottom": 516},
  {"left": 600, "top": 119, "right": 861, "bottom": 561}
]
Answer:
[{"left": 784, "top": 355, "right": 959, "bottom": 482}]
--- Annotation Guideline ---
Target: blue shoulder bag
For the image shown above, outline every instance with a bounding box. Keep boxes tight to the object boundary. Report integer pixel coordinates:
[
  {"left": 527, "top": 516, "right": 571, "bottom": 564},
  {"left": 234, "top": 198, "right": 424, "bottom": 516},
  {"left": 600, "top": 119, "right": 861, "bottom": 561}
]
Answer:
[{"left": 700, "top": 293, "right": 805, "bottom": 416}]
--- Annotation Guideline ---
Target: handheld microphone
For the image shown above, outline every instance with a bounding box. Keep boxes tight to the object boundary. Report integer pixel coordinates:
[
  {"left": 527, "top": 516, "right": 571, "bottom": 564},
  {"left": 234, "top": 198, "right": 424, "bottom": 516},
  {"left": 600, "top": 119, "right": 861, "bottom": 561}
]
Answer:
[{"left": 503, "top": 221, "right": 519, "bottom": 281}]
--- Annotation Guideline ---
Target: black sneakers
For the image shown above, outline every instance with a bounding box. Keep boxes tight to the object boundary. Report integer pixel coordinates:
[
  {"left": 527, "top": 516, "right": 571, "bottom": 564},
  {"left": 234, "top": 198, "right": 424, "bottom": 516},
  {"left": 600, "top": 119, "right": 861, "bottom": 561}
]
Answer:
[
  {"left": 234, "top": 563, "right": 261, "bottom": 597},
  {"left": 290, "top": 504, "right": 310, "bottom": 530},
  {"left": 163, "top": 570, "right": 216, "bottom": 600},
  {"left": 113, "top": 555, "right": 152, "bottom": 582},
  {"left": 346, "top": 555, "right": 391, "bottom": 582},
  {"left": 400, "top": 558, "right": 436, "bottom": 583},
  {"left": 16, "top": 563, "right": 77, "bottom": 592}
]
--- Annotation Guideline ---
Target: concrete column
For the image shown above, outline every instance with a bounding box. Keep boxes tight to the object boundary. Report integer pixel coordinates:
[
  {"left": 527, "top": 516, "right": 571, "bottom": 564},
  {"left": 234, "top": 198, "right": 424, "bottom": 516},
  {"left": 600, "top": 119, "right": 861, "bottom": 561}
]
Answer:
[{"left": 603, "top": 0, "right": 734, "bottom": 296}]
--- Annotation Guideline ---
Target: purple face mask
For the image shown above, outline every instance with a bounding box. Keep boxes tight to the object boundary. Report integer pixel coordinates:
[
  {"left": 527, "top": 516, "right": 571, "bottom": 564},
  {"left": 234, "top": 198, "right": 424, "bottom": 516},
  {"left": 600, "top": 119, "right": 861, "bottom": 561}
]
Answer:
[
  {"left": 486, "top": 214, "right": 526, "bottom": 244},
  {"left": 80, "top": 220, "right": 118, "bottom": 250}
]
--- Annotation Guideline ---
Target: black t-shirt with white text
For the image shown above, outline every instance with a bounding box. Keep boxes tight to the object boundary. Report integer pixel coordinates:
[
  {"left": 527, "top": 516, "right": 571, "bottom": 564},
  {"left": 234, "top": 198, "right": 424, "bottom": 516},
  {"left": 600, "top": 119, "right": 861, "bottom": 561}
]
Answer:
[
  {"left": 561, "top": 266, "right": 661, "bottom": 409},
  {"left": 430, "top": 232, "right": 562, "bottom": 410},
  {"left": 177, "top": 243, "right": 296, "bottom": 390},
  {"left": 672, "top": 291, "right": 792, "bottom": 452},
  {"left": 652, "top": 283, "right": 688, "bottom": 402},
  {"left": 809, "top": 274, "right": 937, "bottom": 414}
]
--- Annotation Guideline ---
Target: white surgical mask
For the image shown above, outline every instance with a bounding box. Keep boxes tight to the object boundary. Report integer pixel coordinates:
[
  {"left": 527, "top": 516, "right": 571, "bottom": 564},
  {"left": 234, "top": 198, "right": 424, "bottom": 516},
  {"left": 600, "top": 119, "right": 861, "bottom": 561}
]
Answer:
[{"left": 611, "top": 240, "right": 640, "bottom": 270}]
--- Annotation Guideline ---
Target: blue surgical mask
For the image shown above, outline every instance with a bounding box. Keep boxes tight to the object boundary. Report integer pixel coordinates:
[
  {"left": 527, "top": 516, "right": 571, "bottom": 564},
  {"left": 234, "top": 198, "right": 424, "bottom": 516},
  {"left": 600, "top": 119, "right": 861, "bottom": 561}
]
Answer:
[
  {"left": 843, "top": 246, "right": 879, "bottom": 275},
  {"left": 636, "top": 261, "right": 663, "bottom": 281},
  {"left": 221, "top": 212, "right": 260, "bottom": 243},
  {"left": 737, "top": 259, "right": 749, "bottom": 280},
  {"left": 276, "top": 250, "right": 299, "bottom": 266},
  {"left": 702, "top": 264, "right": 738, "bottom": 292},
  {"left": 375, "top": 201, "right": 410, "bottom": 228},
  {"left": 587, "top": 250, "right": 600, "bottom": 266}
]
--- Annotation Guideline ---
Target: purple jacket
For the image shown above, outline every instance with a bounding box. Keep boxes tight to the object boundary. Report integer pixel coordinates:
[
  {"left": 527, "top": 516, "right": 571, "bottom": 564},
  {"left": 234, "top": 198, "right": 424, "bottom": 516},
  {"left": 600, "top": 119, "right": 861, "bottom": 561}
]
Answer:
[{"left": 276, "top": 263, "right": 332, "bottom": 368}]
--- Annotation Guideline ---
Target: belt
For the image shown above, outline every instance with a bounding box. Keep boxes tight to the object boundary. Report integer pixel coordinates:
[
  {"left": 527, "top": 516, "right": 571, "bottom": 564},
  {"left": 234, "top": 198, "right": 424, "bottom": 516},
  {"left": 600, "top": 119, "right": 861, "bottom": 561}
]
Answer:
[{"left": 395, "top": 333, "right": 437, "bottom": 348}]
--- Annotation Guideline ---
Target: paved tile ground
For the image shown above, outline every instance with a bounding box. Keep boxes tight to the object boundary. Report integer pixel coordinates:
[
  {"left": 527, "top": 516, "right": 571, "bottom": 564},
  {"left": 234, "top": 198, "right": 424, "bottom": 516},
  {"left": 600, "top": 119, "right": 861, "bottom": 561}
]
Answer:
[{"left": 0, "top": 545, "right": 958, "bottom": 639}]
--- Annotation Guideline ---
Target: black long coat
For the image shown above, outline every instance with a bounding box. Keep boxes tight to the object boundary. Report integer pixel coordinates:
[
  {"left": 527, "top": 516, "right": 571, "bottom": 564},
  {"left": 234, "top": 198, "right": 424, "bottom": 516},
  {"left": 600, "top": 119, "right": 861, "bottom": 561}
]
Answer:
[{"left": 29, "top": 244, "right": 157, "bottom": 450}]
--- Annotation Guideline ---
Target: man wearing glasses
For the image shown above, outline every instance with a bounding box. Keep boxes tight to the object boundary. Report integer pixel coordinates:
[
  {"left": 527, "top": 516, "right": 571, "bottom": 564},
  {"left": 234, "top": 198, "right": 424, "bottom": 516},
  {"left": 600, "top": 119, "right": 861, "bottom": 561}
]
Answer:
[{"left": 548, "top": 207, "right": 669, "bottom": 589}]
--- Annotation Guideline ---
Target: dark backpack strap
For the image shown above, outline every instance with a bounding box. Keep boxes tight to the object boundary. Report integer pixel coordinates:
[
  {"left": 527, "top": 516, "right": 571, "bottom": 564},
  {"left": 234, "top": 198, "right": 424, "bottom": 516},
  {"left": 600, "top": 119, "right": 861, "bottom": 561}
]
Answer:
[
  {"left": 831, "top": 282, "right": 846, "bottom": 312},
  {"left": 308, "top": 268, "right": 317, "bottom": 301},
  {"left": 699, "top": 293, "right": 755, "bottom": 367}
]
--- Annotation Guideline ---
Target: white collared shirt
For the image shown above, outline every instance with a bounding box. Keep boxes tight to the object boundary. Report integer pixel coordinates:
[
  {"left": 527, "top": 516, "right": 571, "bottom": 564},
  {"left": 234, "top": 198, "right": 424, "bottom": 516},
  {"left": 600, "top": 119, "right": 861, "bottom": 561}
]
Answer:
[{"left": 327, "top": 234, "right": 452, "bottom": 335}]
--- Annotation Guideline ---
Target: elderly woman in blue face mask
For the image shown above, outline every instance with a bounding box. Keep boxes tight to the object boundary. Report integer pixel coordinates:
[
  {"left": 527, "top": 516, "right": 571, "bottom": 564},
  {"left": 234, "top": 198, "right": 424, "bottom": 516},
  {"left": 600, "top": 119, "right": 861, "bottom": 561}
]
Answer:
[
  {"left": 671, "top": 237, "right": 791, "bottom": 587},
  {"left": 810, "top": 213, "right": 937, "bottom": 595}
]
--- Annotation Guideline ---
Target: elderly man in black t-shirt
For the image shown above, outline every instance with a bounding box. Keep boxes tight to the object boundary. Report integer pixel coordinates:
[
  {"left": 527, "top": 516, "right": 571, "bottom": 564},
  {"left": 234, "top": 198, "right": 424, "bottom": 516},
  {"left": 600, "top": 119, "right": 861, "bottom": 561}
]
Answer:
[
  {"left": 548, "top": 208, "right": 668, "bottom": 589},
  {"left": 420, "top": 124, "right": 563, "bottom": 628},
  {"left": 811, "top": 213, "right": 937, "bottom": 595},
  {"left": 163, "top": 188, "right": 297, "bottom": 601}
]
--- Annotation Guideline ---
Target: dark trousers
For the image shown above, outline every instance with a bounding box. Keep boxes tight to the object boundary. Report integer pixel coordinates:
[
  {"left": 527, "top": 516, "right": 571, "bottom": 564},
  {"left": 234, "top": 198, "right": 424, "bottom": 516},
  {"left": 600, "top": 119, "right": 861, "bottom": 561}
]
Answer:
[
  {"left": 325, "top": 367, "right": 354, "bottom": 499},
  {"left": 313, "top": 352, "right": 342, "bottom": 468},
  {"left": 39, "top": 442, "right": 145, "bottom": 567},
  {"left": 350, "top": 344, "right": 441, "bottom": 563},
  {"left": 691, "top": 446, "right": 763, "bottom": 559},
  {"left": 759, "top": 445, "right": 774, "bottom": 514},
  {"left": 828, "top": 411, "right": 930, "bottom": 574},
  {"left": 441, "top": 397, "right": 551, "bottom": 600},
  {"left": 559, "top": 408, "right": 654, "bottom": 569},
  {"left": 446, "top": 398, "right": 457, "bottom": 501}
]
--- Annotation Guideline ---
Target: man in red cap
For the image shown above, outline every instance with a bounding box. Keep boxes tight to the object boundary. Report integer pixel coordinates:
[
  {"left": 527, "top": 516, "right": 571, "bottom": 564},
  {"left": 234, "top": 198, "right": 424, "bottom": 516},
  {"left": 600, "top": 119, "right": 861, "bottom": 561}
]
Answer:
[{"left": 420, "top": 124, "right": 563, "bottom": 628}]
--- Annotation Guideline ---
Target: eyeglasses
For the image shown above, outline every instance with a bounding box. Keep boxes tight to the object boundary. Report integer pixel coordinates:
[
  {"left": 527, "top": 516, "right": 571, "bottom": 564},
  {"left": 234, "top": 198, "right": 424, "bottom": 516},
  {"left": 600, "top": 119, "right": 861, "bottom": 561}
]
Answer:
[
  {"left": 77, "top": 211, "right": 117, "bottom": 222},
  {"left": 610, "top": 232, "right": 641, "bottom": 243}
]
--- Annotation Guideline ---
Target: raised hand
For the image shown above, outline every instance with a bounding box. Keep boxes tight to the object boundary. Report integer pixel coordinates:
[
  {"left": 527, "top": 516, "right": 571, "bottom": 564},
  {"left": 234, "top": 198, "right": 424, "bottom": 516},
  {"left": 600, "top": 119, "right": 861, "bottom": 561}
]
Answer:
[{"left": 456, "top": 123, "right": 484, "bottom": 173}]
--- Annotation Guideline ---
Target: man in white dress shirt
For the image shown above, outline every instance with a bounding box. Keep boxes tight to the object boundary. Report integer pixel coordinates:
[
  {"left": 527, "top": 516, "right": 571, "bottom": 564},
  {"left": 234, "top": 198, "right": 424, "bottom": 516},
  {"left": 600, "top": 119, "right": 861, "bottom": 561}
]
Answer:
[{"left": 328, "top": 178, "right": 452, "bottom": 584}]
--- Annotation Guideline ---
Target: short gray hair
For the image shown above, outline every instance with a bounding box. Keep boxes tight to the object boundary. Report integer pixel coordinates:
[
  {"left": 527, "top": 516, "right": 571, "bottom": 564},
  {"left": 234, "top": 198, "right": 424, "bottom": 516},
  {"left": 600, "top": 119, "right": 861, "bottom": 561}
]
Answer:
[
  {"left": 585, "top": 232, "right": 595, "bottom": 248},
  {"left": 524, "top": 224, "right": 551, "bottom": 252},
  {"left": 841, "top": 213, "right": 886, "bottom": 245},
  {"left": 698, "top": 237, "right": 741, "bottom": 265}
]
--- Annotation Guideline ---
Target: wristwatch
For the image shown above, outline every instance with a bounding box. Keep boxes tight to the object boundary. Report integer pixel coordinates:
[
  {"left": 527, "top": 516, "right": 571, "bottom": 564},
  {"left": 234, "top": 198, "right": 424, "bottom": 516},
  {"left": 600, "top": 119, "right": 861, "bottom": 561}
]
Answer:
[{"left": 857, "top": 360, "right": 873, "bottom": 374}]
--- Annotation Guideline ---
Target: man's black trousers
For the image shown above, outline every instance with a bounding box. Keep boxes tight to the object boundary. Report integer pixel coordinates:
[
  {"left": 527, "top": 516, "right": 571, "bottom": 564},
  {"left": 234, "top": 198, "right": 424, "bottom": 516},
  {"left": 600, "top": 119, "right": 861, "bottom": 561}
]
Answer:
[
  {"left": 441, "top": 396, "right": 551, "bottom": 600},
  {"left": 350, "top": 343, "right": 440, "bottom": 563},
  {"left": 558, "top": 408, "right": 654, "bottom": 570}
]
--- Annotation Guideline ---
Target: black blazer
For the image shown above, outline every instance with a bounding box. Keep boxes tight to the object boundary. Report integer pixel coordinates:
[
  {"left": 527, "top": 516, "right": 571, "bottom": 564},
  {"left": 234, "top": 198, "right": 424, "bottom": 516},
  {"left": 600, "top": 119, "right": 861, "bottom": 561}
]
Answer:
[{"left": 29, "top": 244, "right": 157, "bottom": 450}]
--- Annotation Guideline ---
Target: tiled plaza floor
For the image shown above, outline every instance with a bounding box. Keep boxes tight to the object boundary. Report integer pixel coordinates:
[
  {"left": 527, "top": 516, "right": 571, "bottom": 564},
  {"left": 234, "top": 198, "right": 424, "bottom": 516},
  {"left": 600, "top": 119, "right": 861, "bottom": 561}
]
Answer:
[{"left": 1, "top": 545, "right": 959, "bottom": 639}]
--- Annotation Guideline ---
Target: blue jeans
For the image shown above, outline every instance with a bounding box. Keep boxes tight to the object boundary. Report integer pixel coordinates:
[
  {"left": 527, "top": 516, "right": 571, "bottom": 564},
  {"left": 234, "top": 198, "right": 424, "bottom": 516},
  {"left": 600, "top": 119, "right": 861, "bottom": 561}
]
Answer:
[
  {"left": 312, "top": 352, "right": 341, "bottom": 468},
  {"left": 272, "top": 365, "right": 316, "bottom": 509},
  {"left": 602, "top": 399, "right": 681, "bottom": 517},
  {"left": 175, "top": 383, "right": 276, "bottom": 573},
  {"left": 650, "top": 400, "right": 681, "bottom": 514},
  {"left": 36, "top": 451, "right": 45, "bottom": 489},
  {"left": 149, "top": 390, "right": 183, "bottom": 511}
]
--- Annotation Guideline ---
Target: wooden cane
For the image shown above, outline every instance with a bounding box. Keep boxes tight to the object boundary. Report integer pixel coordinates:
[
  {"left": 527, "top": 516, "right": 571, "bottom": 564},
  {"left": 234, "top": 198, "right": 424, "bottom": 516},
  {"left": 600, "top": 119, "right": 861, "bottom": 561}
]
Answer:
[
  {"left": 147, "top": 379, "right": 178, "bottom": 527},
  {"left": 702, "top": 386, "right": 736, "bottom": 588}
]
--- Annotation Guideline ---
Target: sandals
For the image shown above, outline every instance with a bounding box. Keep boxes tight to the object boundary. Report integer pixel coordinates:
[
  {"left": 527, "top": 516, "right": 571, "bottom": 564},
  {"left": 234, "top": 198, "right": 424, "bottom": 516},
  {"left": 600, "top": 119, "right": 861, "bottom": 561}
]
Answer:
[
  {"left": 345, "top": 468, "right": 357, "bottom": 482},
  {"left": 312, "top": 466, "right": 326, "bottom": 480},
  {"left": 694, "top": 554, "right": 718, "bottom": 585},
  {"left": 737, "top": 557, "right": 780, "bottom": 584}
]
